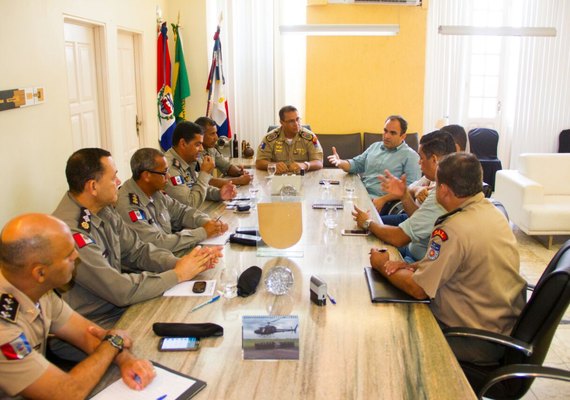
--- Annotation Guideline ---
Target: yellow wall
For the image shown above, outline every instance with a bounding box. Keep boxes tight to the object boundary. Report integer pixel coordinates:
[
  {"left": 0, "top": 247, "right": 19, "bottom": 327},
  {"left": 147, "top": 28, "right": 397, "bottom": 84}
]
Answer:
[{"left": 306, "top": 3, "right": 427, "bottom": 135}]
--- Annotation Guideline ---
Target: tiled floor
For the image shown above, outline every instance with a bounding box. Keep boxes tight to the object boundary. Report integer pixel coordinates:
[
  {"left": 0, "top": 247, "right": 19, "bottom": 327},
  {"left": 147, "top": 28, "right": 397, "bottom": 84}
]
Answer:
[{"left": 513, "top": 229, "right": 570, "bottom": 399}]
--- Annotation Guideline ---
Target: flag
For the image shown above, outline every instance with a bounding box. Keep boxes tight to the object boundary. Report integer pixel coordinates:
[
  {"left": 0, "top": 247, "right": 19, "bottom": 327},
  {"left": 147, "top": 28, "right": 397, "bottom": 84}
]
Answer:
[
  {"left": 171, "top": 23, "right": 190, "bottom": 122},
  {"left": 206, "top": 26, "right": 232, "bottom": 138},
  {"left": 157, "top": 22, "right": 176, "bottom": 150}
]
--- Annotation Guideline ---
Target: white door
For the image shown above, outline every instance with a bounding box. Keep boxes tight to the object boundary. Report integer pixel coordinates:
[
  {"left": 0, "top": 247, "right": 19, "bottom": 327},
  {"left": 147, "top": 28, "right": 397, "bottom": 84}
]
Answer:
[
  {"left": 64, "top": 22, "right": 104, "bottom": 149},
  {"left": 117, "top": 31, "right": 142, "bottom": 169}
]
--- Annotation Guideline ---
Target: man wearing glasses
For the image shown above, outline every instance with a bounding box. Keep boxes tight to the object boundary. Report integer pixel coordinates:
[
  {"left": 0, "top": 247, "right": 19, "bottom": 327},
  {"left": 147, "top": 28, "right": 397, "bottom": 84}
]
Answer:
[
  {"left": 255, "top": 105, "right": 323, "bottom": 174},
  {"left": 116, "top": 148, "right": 228, "bottom": 256}
]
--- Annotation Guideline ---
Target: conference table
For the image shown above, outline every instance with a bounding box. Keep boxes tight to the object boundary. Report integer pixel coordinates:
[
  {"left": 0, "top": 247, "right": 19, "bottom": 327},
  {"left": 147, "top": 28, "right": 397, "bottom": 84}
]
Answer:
[{"left": 94, "top": 168, "right": 475, "bottom": 399}]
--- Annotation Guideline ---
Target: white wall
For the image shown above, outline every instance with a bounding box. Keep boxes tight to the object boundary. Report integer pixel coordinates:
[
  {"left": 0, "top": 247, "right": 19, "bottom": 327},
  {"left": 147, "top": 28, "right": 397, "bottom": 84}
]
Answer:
[{"left": 0, "top": 0, "right": 208, "bottom": 226}]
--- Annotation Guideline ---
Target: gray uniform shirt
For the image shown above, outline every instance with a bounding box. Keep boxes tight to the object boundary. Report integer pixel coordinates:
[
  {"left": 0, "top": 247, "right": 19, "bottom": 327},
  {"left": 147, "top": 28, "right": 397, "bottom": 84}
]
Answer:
[
  {"left": 164, "top": 148, "right": 221, "bottom": 207},
  {"left": 52, "top": 193, "right": 179, "bottom": 328},
  {"left": 116, "top": 178, "right": 210, "bottom": 255},
  {"left": 204, "top": 146, "right": 232, "bottom": 175}
]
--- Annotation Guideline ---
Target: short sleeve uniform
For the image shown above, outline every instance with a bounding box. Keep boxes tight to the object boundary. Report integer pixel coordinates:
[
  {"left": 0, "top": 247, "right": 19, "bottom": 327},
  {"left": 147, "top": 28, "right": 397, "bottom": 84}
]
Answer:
[
  {"left": 204, "top": 147, "right": 232, "bottom": 175},
  {"left": 412, "top": 193, "right": 526, "bottom": 335},
  {"left": 116, "top": 178, "right": 210, "bottom": 255},
  {"left": 0, "top": 272, "right": 73, "bottom": 397},
  {"left": 399, "top": 190, "right": 446, "bottom": 261},
  {"left": 256, "top": 127, "right": 323, "bottom": 164}
]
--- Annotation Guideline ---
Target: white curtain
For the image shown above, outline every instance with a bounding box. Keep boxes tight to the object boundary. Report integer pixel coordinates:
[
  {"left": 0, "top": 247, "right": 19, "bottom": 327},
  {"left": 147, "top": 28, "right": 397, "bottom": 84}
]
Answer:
[
  {"left": 207, "top": 0, "right": 306, "bottom": 151},
  {"left": 424, "top": 0, "right": 570, "bottom": 169}
]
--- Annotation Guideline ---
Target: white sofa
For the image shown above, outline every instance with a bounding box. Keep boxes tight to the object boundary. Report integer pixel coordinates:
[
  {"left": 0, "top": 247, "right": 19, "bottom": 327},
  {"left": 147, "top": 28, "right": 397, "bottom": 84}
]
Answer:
[{"left": 494, "top": 153, "right": 570, "bottom": 248}]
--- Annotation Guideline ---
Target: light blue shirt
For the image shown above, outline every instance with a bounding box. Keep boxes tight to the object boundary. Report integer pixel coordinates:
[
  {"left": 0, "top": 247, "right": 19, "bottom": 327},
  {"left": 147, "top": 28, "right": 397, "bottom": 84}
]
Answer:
[
  {"left": 399, "top": 190, "right": 446, "bottom": 261},
  {"left": 348, "top": 141, "right": 420, "bottom": 198}
]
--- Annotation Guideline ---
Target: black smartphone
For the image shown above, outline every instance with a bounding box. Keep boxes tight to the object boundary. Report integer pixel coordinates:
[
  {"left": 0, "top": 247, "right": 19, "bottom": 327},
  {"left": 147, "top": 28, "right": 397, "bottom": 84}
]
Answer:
[
  {"left": 319, "top": 179, "right": 340, "bottom": 185},
  {"left": 192, "top": 281, "right": 207, "bottom": 294},
  {"left": 341, "top": 229, "right": 369, "bottom": 236},
  {"left": 158, "top": 337, "right": 200, "bottom": 351}
]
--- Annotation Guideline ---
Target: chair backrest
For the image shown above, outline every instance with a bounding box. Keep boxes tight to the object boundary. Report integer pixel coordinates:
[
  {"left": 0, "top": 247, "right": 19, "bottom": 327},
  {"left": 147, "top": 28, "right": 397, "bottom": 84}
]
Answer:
[
  {"left": 317, "top": 133, "right": 362, "bottom": 168},
  {"left": 267, "top": 124, "right": 312, "bottom": 132},
  {"left": 505, "top": 240, "right": 570, "bottom": 388},
  {"left": 468, "top": 128, "right": 499, "bottom": 159},
  {"left": 559, "top": 129, "right": 570, "bottom": 153},
  {"left": 363, "top": 132, "right": 383, "bottom": 151},
  {"left": 404, "top": 132, "right": 419, "bottom": 152}
]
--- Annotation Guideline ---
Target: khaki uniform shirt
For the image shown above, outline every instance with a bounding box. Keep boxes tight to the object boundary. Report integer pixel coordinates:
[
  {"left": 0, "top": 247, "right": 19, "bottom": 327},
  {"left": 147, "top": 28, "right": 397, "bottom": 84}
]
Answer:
[
  {"left": 204, "top": 147, "right": 232, "bottom": 175},
  {"left": 52, "top": 193, "right": 179, "bottom": 328},
  {"left": 256, "top": 127, "right": 323, "bottom": 164},
  {"left": 413, "top": 193, "right": 526, "bottom": 335},
  {"left": 0, "top": 272, "right": 73, "bottom": 397},
  {"left": 164, "top": 148, "right": 221, "bottom": 207},
  {"left": 116, "top": 178, "right": 210, "bottom": 256}
]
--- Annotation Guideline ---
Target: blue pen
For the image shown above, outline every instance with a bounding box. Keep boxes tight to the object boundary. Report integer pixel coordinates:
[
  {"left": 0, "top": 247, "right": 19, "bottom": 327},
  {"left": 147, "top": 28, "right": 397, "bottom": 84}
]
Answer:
[
  {"left": 190, "top": 295, "right": 221, "bottom": 313},
  {"left": 134, "top": 374, "right": 142, "bottom": 385},
  {"left": 327, "top": 293, "right": 337, "bottom": 305},
  {"left": 156, "top": 395, "right": 167, "bottom": 400}
]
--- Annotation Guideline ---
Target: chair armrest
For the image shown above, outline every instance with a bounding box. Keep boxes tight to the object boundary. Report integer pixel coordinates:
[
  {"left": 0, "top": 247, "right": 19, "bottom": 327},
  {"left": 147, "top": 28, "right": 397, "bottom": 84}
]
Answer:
[
  {"left": 478, "top": 364, "right": 570, "bottom": 399},
  {"left": 443, "top": 326, "right": 533, "bottom": 356},
  {"left": 495, "top": 170, "right": 544, "bottom": 205}
]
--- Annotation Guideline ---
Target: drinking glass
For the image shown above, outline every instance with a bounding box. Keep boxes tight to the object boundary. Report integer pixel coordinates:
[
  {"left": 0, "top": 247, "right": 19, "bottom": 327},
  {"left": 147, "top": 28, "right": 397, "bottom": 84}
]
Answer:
[
  {"left": 323, "top": 207, "right": 339, "bottom": 229},
  {"left": 249, "top": 184, "right": 260, "bottom": 209},
  {"left": 344, "top": 180, "right": 356, "bottom": 199},
  {"left": 267, "top": 163, "right": 277, "bottom": 177},
  {"left": 219, "top": 267, "right": 239, "bottom": 299}
]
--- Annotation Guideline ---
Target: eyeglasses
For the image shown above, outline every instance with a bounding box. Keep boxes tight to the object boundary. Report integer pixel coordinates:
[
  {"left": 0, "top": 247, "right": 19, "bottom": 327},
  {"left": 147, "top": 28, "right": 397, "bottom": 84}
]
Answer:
[
  {"left": 145, "top": 169, "right": 169, "bottom": 177},
  {"left": 283, "top": 117, "right": 301, "bottom": 124}
]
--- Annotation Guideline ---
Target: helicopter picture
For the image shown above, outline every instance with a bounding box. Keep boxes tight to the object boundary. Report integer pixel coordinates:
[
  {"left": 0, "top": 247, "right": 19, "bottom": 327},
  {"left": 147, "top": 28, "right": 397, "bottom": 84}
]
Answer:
[
  {"left": 242, "top": 315, "right": 299, "bottom": 360},
  {"left": 254, "top": 317, "right": 298, "bottom": 336}
]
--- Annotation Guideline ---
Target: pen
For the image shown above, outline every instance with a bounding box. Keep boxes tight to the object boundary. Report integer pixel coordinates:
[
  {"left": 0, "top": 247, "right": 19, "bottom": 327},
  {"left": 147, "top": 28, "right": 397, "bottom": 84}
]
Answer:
[
  {"left": 156, "top": 395, "right": 167, "bottom": 400},
  {"left": 190, "top": 295, "right": 221, "bottom": 313},
  {"left": 369, "top": 247, "right": 388, "bottom": 254},
  {"left": 327, "top": 293, "right": 337, "bottom": 305},
  {"left": 134, "top": 374, "right": 142, "bottom": 385},
  {"left": 214, "top": 215, "right": 222, "bottom": 223}
]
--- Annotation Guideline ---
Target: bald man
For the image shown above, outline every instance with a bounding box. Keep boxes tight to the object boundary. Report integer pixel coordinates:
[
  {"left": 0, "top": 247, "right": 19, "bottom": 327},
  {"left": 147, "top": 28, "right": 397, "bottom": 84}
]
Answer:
[{"left": 0, "top": 214, "right": 155, "bottom": 399}]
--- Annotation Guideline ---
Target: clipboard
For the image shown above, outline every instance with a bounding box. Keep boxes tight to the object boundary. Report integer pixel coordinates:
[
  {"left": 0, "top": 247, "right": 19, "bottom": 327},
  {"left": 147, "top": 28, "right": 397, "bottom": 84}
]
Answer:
[
  {"left": 90, "top": 361, "right": 206, "bottom": 400},
  {"left": 364, "top": 267, "right": 430, "bottom": 304}
]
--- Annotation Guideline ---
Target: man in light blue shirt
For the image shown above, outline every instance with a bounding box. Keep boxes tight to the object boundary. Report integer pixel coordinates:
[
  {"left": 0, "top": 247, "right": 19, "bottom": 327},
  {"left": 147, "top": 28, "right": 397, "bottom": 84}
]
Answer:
[
  {"left": 353, "top": 130, "right": 456, "bottom": 262},
  {"left": 328, "top": 115, "right": 420, "bottom": 212}
]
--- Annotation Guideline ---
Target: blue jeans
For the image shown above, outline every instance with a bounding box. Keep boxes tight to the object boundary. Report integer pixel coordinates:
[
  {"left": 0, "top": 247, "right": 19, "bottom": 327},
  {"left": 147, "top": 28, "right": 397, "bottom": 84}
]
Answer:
[{"left": 381, "top": 213, "right": 409, "bottom": 226}]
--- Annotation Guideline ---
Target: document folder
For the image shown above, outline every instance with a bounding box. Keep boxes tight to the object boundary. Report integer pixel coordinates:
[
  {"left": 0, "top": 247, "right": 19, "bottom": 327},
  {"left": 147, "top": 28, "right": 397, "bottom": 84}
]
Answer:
[{"left": 364, "top": 267, "right": 430, "bottom": 304}]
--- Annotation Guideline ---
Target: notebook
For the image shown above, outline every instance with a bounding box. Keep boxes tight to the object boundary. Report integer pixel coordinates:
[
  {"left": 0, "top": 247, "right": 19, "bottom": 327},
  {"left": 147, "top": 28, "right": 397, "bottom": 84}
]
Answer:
[{"left": 364, "top": 267, "right": 430, "bottom": 304}]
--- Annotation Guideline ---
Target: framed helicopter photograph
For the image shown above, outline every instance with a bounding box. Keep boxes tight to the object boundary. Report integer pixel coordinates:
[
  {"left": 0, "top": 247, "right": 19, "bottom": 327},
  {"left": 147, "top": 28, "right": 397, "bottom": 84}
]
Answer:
[{"left": 242, "top": 315, "right": 299, "bottom": 360}]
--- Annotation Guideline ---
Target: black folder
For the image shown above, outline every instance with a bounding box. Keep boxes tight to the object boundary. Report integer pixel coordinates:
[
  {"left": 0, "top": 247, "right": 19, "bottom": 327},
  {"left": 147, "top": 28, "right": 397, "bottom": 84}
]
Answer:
[{"left": 364, "top": 267, "right": 430, "bottom": 304}]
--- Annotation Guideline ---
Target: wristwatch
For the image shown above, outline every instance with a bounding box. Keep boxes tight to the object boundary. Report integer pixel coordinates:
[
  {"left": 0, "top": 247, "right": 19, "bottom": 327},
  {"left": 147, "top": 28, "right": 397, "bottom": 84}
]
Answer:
[
  {"left": 103, "top": 334, "right": 124, "bottom": 353},
  {"left": 362, "top": 219, "right": 373, "bottom": 231}
]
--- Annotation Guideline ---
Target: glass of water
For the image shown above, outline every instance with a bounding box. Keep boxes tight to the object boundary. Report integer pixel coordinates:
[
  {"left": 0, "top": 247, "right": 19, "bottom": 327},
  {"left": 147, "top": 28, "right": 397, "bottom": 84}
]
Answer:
[
  {"left": 267, "top": 163, "right": 277, "bottom": 177},
  {"left": 344, "top": 180, "right": 356, "bottom": 199},
  {"left": 249, "top": 184, "right": 260, "bottom": 209},
  {"left": 219, "top": 267, "right": 239, "bottom": 299},
  {"left": 323, "top": 207, "right": 339, "bottom": 229}
]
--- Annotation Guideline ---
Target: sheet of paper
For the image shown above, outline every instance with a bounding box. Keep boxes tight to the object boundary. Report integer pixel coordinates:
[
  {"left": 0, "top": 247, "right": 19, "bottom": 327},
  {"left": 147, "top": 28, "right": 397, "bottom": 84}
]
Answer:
[
  {"left": 91, "top": 364, "right": 195, "bottom": 400},
  {"left": 199, "top": 232, "right": 230, "bottom": 246},
  {"left": 163, "top": 280, "right": 216, "bottom": 297}
]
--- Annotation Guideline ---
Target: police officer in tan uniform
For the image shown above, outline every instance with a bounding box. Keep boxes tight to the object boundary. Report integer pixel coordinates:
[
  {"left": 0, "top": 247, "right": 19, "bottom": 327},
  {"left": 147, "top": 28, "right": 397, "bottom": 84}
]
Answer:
[
  {"left": 0, "top": 214, "right": 155, "bottom": 399},
  {"left": 370, "top": 153, "right": 526, "bottom": 364},
  {"left": 116, "top": 148, "right": 228, "bottom": 256},
  {"left": 255, "top": 105, "right": 323, "bottom": 174},
  {"left": 164, "top": 121, "right": 236, "bottom": 209}
]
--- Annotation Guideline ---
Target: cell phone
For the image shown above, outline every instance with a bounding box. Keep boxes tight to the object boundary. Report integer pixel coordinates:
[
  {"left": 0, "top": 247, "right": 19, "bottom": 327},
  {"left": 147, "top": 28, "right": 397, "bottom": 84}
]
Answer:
[
  {"left": 158, "top": 337, "right": 200, "bottom": 352},
  {"left": 232, "top": 233, "right": 262, "bottom": 241},
  {"left": 192, "top": 281, "right": 207, "bottom": 294},
  {"left": 341, "top": 229, "right": 369, "bottom": 236},
  {"left": 319, "top": 180, "right": 340, "bottom": 185}
]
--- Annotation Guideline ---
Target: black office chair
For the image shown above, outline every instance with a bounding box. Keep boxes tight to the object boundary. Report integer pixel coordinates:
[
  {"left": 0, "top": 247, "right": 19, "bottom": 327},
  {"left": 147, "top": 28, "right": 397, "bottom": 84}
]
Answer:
[
  {"left": 404, "top": 132, "right": 419, "bottom": 152},
  {"left": 443, "top": 240, "right": 570, "bottom": 399},
  {"left": 317, "top": 133, "right": 362, "bottom": 168},
  {"left": 468, "top": 128, "right": 503, "bottom": 191},
  {"left": 363, "top": 132, "right": 383, "bottom": 151},
  {"left": 559, "top": 129, "right": 570, "bottom": 153},
  {"left": 267, "top": 124, "right": 312, "bottom": 133}
]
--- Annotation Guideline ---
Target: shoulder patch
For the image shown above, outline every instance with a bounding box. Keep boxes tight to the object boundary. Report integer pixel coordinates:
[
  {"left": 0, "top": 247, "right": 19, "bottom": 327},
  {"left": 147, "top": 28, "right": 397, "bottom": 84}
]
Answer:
[
  {"left": 73, "top": 232, "right": 94, "bottom": 248},
  {"left": 170, "top": 175, "right": 185, "bottom": 186},
  {"left": 128, "top": 209, "right": 147, "bottom": 222},
  {"left": 77, "top": 207, "right": 91, "bottom": 233},
  {"left": 266, "top": 131, "right": 279, "bottom": 142},
  {"left": 427, "top": 241, "right": 441, "bottom": 260},
  {"left": 300, "top": 131, "right": 313, "bottom": 141},
  {"left": 129, "top": 193, "right": 140, "bottom": 206},
  {"left": 0, "top": 294, "right": 19, "bottom": 323},
  {"left": 434, "top": 207, "right": 463, "bottom": 226},
  {"left": 431, "top": 228, "right": 449, "bottom": 242},
  {"left": 1, "top": 332, "right": 32, "bottom": 360},
  {"left": 172, "top": 158, "right": 181, "bottom": 169},
  {"left": 259, "top": 142, "right": 266, "bottom": 150}
]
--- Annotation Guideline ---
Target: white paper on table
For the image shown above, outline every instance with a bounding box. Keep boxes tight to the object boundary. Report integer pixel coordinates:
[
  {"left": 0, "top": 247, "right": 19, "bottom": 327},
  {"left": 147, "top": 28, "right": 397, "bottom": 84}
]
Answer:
[
  {"left": 163, "top": 280, "right": 216, "bottom": 297},
  {"left": 90, "top": 364, "right": 196, "bottom": 400},
  {"left": 198, "top": 232, "right": 230, "bottom": 246}
]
